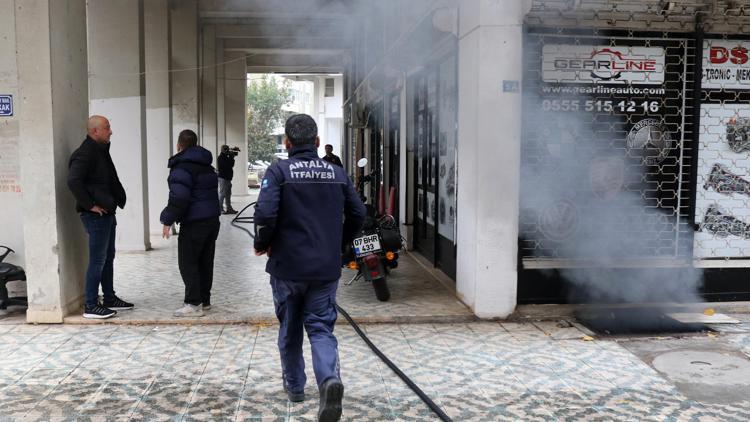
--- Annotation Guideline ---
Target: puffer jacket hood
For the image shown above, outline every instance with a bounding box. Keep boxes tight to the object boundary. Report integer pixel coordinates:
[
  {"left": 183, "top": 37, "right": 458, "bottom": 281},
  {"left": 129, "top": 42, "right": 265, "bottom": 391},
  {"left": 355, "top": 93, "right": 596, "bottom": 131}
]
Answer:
[
  {"left": 168, "top": 145, "right": 214, "bottom": 168},
  {"left": 160, "top": 146, "right": 221, "bottom": 226}
]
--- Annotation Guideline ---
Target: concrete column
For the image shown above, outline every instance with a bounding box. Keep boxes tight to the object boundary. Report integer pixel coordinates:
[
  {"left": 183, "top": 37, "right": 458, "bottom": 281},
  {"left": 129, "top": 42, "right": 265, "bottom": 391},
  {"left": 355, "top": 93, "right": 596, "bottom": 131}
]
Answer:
[
  {"left": 455, "top": 0, "right": 530, "bottom": 318},
  {"left": 145, "top": 0, "right": 172, "bottom": 234},
  {"left": 216, "top": 39, "right": 226, "bottom": 148},
  {"left": 15, "top": 0, "right": 89, "bottom": 322},
  {"left": 314, "top": 77, "right": 326, "bottom": 157},
  {"left": 200, "top": 25, "right": 218, "bottom": 161},
  {"left": 224, "top": 51, "right": 248, "bottom": 197},
  {"left": 0, "top": 0, "right": 25, "bottom": 272},
  {"left": 88, "top": 0, "right": 151, "bottom": 251},
  {"left": 170, "top": 0, "right": 199, "bottom": 144}
]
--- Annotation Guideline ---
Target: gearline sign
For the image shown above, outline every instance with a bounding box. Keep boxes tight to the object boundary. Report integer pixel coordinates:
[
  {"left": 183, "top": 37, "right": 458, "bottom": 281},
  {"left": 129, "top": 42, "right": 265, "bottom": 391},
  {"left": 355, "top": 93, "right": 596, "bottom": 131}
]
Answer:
[{"left": 543, "top": 45, "right": 665, "bottom": 85}]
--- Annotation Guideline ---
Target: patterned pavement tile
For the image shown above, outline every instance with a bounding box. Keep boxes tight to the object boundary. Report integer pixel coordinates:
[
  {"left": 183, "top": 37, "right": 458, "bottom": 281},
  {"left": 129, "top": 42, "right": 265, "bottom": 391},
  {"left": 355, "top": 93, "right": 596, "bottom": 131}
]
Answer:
[
  {"left": 129, "top": 380, "right": 195, "bottom": 419},
  {"left": 234, "top": 326, "right": 288, "bottom": 420},
  {"left": 183, "top": 380, "right": 243, "bottom": 416},
  {"left": 0, "top": 382, "right": 60, "bottom": 419},
  {"left": 702, "top": 402, "right": 750, "bottom": 421},
  {"left": 3, "top": 316, "right": 750, "bottom": 420},
  {"left": 79, "top": 345, "right": 134, "bottom": 368},
  {"left": 77, "top": 381, "right": 150, "bottom": 417},
  {"left": 60, "top": 198, "right": 472, "bottom": 325},
  {"left": 481, "top": 392, "right": 558, "bottom": 421},
  {"left": 23, "top": 380, "right": 105, "bottom": 420},
  {"left": 17, "top": 368, "right": 74, "bottom": 385}
]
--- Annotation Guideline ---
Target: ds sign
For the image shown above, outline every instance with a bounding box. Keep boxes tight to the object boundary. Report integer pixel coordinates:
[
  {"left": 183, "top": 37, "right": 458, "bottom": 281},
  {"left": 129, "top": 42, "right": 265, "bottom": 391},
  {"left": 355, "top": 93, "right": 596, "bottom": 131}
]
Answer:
[
  {"left": 709, "top": 46, "right": 749, "bottom": 65},
  {"left": 702, "top": 40, "right": 750, "bottom": 90},
  {"left": 0, "top": 95, "right": 11, "bottom": 116}
]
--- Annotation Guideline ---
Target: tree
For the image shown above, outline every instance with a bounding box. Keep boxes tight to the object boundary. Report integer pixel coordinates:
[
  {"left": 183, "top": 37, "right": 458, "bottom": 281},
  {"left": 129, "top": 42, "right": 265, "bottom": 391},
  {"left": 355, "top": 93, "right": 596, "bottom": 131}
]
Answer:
[{"left": 246, "top": 75, "right": 292, "bottom": 163}]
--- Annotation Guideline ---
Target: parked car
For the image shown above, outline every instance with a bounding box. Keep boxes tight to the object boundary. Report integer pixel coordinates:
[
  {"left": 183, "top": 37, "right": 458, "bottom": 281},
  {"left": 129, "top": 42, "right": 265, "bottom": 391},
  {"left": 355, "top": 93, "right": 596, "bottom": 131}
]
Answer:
[
  {"left": 248, "top": 170, "right": 260, "bottom": 188},
  {"left": 247, "top": 159, "right": 272, "bottom": 188},
  {"left": 250, "top": 160, "right": 267, "bottom": 181}
]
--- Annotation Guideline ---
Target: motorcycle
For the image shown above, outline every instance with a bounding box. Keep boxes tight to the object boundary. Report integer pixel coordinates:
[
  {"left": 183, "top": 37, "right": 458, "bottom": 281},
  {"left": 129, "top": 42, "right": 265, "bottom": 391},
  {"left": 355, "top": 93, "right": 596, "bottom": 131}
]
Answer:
[
  {"left": 0, "top": 245, "right": 27, "bottom": 310},
  {"left": 342, "top": 158, "right": 403, "bottom": 302}
]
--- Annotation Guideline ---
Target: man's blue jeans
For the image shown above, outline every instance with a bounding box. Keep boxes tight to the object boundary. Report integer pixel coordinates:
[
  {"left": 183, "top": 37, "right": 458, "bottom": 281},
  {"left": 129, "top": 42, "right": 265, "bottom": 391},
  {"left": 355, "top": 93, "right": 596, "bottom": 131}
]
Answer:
[
  {"left": 271, "top": 277, "right": 340, "bottom": 394},
  {"left": 80, "top": 213, "right": 117, "bottom": 308}
]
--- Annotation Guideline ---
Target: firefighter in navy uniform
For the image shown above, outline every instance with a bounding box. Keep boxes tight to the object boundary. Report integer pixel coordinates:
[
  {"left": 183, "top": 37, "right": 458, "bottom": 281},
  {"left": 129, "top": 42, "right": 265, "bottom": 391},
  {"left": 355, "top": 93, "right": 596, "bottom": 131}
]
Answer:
[{"left": 253, "top": 114, "right": 365, "bottom": 422}]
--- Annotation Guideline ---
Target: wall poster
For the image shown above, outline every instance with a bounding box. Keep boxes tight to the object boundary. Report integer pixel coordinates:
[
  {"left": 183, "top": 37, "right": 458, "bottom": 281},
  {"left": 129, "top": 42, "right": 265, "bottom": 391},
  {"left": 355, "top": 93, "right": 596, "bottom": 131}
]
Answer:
[
  {"left": 694, "top": 39, "right": 750, "bottom": 259},
  {"left": 0, "top": 120, "right": 21, "bottom": 194},
  {"left": 437, "top": 55, "right": 457, "bottom": 242}
]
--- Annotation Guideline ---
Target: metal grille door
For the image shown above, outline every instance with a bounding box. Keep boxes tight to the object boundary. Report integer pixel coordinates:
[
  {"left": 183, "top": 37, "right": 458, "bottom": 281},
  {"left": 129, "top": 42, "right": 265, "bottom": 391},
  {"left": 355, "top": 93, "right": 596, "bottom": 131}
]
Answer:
[{"left": 520, "top": 31, "right": 696, "bottom": 266}]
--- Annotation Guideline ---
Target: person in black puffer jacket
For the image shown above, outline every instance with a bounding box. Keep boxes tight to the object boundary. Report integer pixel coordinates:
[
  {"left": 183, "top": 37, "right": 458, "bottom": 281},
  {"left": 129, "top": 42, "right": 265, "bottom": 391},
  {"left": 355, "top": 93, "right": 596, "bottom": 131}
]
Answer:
[{"left": 160, "top": 129, "right": 221, "bottom": 318}]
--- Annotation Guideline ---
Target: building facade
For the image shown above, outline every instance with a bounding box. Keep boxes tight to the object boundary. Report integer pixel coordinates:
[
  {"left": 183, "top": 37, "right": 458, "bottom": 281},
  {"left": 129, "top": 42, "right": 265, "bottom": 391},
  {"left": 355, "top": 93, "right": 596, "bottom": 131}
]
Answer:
[{"left": 2, "top": 0, "right": 750, "bottom": 322}]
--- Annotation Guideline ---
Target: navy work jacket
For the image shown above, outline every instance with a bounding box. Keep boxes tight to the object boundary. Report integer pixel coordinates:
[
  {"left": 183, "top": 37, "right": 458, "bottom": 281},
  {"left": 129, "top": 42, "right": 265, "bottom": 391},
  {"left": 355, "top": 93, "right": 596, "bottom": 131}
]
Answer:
[{"left": 253, "top": 144, "right": 366, "bottom": 281}]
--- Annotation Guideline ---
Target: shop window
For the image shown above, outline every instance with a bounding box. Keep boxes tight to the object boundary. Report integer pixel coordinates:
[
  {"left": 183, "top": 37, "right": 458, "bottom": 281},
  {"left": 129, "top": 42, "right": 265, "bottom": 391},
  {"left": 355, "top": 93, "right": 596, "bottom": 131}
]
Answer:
[{"left": 325, "top": 78, "right": 335, "bottom": 97}]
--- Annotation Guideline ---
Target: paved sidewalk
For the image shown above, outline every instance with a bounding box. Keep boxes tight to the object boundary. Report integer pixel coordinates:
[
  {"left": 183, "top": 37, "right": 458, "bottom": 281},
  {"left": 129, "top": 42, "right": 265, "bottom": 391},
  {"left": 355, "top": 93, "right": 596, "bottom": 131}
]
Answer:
[
  {"left": 61, "top": 196, "right": 472, "bottom": 325},
  {"left": 2, "top": 318, "right": 750, "bottom": 421}
]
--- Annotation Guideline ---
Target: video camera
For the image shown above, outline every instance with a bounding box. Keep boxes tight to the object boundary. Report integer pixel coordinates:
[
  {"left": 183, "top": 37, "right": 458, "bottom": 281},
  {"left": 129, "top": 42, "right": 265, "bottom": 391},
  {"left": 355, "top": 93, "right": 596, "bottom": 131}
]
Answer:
[{"left": 223, "top": 146, "right": 240, "bottom": 157}]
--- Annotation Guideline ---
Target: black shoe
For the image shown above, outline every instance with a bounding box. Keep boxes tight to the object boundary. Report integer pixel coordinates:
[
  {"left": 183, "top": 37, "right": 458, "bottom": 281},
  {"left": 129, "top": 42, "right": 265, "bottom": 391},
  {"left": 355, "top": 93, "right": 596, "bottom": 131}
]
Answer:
[
  {"left": 285, "top": 387, "right": 305, "bottom": 403},
  {"left": 83, "top": 305, "right": 117, "bottom": 319},
  {"left": 224, "top": 209, "right": 238, "bottom": 215},
  {"left": 202, "top": 301, "right": 211, "bottom": 310},
  {"left": 318, "top": 378, "right": 344, "bottom": 422},
  {"left": 102, "top": 296, "right": 134, "bottom": 310},
  {"left": 283, "top": 379, "right": 305, "bottom": 402}
]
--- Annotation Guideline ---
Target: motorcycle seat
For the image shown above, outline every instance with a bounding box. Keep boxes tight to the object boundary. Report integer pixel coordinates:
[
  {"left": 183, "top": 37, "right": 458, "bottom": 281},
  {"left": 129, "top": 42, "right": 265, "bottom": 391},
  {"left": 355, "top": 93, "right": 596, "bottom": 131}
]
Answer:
[{"left": 0, "top": 263, "right": 26, "bottom": 282}]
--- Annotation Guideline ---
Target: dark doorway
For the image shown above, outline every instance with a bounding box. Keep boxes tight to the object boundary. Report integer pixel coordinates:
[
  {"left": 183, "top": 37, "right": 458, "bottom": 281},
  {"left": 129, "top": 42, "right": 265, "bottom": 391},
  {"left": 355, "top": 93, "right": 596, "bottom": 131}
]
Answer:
[
  {"left": 387, "top": 91, "right": 401, "bottom": 223},
  {"left": 411, "top": 71, "right": 436, "bottom": 263},
  {"left": 368, "top": 101, "right": 384, "bottom": 206}
]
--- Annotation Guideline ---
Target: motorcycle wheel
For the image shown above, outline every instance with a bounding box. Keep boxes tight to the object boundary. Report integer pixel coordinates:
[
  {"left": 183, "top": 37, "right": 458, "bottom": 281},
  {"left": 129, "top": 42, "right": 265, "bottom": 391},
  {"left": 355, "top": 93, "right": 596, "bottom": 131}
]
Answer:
[{"left": 372, "top": 278, "right": 390, "bottom": 301}]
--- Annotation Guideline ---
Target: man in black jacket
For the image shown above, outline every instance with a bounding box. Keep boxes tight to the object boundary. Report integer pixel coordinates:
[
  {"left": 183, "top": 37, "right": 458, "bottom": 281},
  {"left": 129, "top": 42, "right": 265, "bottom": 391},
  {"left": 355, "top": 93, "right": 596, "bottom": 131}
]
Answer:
[
  {"left": 321, "top": 144, "right": 343, "bottom": 167},
  {"left": 160, "top": 130, "right": 221, "bottom": 318},
  {"left": 254, "top": 114, "right": 366, "bottom": 421},
  {"left": 67, "top": 115, "right": 134, "bottom": 319},
  {"left": 217, "top": 145, "right": 238, "bottom": 214}
]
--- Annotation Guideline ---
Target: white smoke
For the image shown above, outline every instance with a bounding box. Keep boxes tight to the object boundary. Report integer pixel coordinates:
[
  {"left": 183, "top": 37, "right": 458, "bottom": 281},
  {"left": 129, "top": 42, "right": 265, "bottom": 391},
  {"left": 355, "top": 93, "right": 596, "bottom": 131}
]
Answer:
[{"left": 519, "top": 39, "right": 704, "bottom": 305}]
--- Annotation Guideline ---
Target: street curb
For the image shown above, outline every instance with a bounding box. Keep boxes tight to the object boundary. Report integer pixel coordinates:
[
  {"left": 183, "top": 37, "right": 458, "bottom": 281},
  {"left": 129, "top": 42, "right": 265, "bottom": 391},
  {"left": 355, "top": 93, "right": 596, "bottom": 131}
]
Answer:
[
  {"left": 511, "top": 302, "right": 750, "bottom": 321},
  {"left": 61, "top": 314, "right": 478, "bottom": 326}
]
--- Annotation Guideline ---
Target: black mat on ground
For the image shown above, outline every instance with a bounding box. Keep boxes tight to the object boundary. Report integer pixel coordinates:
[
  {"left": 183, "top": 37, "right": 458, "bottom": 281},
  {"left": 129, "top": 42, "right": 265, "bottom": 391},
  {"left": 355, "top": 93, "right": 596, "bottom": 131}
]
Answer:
[{"left": 576, "top": 307, "right": 713, "bottom": 335}]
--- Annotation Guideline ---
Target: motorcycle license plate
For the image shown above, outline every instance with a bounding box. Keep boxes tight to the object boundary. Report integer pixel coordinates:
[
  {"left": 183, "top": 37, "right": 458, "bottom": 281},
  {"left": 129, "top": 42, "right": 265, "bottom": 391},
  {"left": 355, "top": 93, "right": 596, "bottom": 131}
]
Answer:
[{"left": 353, "top": 234, "right": 381, "bottom": 257}]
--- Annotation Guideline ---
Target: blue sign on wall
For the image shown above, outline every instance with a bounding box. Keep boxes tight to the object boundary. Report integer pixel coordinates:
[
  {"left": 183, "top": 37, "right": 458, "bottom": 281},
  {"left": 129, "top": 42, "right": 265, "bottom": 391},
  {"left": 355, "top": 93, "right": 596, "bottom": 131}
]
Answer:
[
  {"left": 503, "top": 80, "right": 520, "bottom": 93},
  {"left": 0, "top": 95, "right": 12, "bottom": 116}
]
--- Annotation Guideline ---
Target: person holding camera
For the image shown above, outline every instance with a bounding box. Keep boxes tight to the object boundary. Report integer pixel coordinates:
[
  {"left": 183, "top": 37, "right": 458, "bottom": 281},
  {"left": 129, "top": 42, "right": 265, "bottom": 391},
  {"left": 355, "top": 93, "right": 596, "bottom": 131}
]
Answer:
[{"left": 218, "top": 144, "right": 239, "bottom": 214}]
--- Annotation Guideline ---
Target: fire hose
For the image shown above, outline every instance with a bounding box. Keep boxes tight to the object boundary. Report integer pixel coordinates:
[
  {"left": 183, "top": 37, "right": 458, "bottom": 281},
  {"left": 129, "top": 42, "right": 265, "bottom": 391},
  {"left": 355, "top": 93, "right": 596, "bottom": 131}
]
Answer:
[{"left": 231, "top": 203, "right": 453, "bottom": 422}]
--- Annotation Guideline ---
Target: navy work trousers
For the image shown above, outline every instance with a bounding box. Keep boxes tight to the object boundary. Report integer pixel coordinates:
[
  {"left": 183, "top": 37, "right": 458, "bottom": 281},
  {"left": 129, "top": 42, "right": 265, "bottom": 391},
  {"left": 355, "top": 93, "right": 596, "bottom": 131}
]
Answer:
[{"left": 270, "top": 276, "right": 340, "bottom": 394}]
